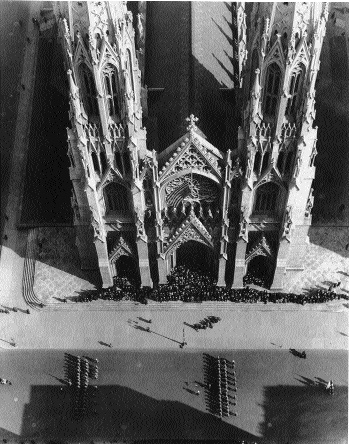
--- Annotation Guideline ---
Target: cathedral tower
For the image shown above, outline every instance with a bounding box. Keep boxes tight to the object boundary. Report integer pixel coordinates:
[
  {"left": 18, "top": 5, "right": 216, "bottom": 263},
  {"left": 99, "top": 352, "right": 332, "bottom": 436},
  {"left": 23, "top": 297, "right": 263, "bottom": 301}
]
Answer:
[
  {"left": 235, "top": 2, "right": 328, "bottom": 288},
  {"left": 54, "top": 1, "right": 150, "bottom": 287}
]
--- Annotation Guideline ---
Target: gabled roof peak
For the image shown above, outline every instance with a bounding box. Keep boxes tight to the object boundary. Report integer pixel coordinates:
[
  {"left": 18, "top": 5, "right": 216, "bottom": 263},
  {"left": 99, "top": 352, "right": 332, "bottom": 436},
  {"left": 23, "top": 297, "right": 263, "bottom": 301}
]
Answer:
[{"left": 159, "top": 116, "right": 223, "bottom": 162}]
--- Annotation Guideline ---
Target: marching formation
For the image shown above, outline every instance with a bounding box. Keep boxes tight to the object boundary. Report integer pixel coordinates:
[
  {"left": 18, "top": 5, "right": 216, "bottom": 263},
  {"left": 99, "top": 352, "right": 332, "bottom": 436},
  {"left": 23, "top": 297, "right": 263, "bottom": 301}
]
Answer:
[
  {"left": 63, "top": 353, "right": 99, "bottom": 419},
  {"left": 203, "top": 353, "right": 237, "bottom": 418}
]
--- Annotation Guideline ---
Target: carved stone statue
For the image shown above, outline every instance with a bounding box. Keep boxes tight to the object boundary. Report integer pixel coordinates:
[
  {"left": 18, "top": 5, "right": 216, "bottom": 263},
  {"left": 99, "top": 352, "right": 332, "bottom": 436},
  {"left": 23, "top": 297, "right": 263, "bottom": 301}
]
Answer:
[
  {"left": 238, "top": 208, "right": 248, "bottom": 241},
  {"left": 282, "top": 206, "right": 292, "bottom": 239},
  {"left": 305, "top": 188, "right": 314, "bottom": 217}
]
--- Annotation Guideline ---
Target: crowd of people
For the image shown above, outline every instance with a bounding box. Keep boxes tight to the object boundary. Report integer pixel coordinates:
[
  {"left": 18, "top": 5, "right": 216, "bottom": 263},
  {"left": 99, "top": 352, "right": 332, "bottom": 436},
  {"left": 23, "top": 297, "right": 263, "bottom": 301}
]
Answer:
[{"left": 73, "top": 265, "right": 348, "bottom": 305}]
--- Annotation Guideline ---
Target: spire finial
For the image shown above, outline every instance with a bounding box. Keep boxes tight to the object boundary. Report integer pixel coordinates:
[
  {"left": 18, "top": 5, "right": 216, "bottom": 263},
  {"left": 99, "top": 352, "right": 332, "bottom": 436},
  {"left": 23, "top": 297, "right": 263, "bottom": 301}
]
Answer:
[{"left": 186, "top": 114, "right": 199, "bottom": 132}]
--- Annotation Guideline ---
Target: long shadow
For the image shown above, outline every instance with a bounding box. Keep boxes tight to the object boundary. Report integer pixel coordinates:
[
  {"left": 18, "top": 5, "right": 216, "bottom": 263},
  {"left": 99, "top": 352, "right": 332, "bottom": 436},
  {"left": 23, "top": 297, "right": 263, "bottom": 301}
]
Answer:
[
  {"left": 19, "top": 384, "right": 259, "bottom": 441},
  {"left": 150, "top": 329, "right": 183, "bottom": 346},
  {"left": 259, "top": 384, "right": 348, "bottom": 443},
  {"left": 137, "top": 316, "right": 152, "bottom": 324},
  {"left": 129, "top": 321, "right": 184, "bottom": 346},
  {"left": 289, "top": 349, "right": 306, "bottom": 359},
  {"left": 184, "top": 321, "right": 199, "bottom": 331},
  {"left": 20, "top": 32, "right": 72, "bottom": 225},
  {"left": 338, "top": 271, "right": 349, "bottom": 277},
  {"left": 295, "top": 375, "right": 317, "bottom": 387},
  {"left": 183, "top": 386, "right": 199, "bottom": 396},
  {"left": 47, "top": 373, "right": 68, "bottom": 385},
  {"left": 314, "top": 377, "right": 328, "bottom": 389},
  {"left": 338, "top": 331, "right": 349, "bottom": 337},
  {"left": 98, "top": 341, "right": 112, "bottom": 348}
]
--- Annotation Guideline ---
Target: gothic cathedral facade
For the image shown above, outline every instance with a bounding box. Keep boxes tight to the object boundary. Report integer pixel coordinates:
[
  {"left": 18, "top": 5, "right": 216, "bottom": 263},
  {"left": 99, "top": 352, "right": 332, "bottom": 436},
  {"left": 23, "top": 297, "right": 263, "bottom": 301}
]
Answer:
[{"left": 53, "top": 2, "right": 328, "bottom": 290}]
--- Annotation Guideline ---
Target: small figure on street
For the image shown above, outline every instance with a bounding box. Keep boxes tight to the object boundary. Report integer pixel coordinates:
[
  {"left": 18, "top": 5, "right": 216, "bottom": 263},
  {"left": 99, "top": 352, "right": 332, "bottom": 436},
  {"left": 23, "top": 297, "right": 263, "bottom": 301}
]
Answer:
[
  {"left": 301, "top": 351, "right": 306, "bottom": 359},
  {"left": 26, "top": 37, "right": 31, "bottom": 43},
  {"left": 145, "top": 327, "right": 151, "bottom": 333},
  {"left": 26, "top": 309, "right": 30, "bottom": 314},
  {"left": 326, "top": 380, "right": 334, "bottom": 395},
  {"left": 0, "top": 378, "right": 12, "bottom": 385}
]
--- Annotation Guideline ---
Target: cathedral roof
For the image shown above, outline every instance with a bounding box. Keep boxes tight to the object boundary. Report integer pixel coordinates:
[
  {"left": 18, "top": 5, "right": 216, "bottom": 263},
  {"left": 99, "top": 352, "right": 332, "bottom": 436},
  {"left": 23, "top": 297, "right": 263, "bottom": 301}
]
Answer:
[{"left": 158, "top": 116, "right": 223, "bottom": 164}]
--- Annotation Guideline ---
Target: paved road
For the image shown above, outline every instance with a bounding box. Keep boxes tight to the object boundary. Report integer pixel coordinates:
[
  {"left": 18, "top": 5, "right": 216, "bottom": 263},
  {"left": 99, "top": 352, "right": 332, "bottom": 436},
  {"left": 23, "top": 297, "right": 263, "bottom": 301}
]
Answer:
[
  {"left": 0, "top": 309, "right": 347, "bottom": 351},
  {"left": 0, "top": 349, "right": 347, "bottom": 442}
]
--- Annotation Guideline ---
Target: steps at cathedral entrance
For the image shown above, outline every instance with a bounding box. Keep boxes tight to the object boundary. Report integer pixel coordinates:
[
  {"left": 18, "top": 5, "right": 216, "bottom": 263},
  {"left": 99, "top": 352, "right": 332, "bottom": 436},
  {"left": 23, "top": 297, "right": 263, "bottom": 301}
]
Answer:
[{"left": 39, "top": 299, "right": 346, "bottom": 313}]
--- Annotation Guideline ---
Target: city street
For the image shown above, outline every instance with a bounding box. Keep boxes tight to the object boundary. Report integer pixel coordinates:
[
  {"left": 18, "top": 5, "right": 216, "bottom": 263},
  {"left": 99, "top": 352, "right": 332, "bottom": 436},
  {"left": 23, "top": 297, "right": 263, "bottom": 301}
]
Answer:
[{"left": 0, "top": 348, "right": 347, "bottom": 442}]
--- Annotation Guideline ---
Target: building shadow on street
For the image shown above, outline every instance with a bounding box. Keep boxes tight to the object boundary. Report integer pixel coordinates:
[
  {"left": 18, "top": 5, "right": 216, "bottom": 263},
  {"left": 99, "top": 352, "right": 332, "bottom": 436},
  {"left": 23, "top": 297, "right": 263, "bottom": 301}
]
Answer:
[
  {"left": 258, "top": 384, "right": 348, "bottom": 444},
  {"left": 19, "top": 384, "right": 259, "bottom": 442}
]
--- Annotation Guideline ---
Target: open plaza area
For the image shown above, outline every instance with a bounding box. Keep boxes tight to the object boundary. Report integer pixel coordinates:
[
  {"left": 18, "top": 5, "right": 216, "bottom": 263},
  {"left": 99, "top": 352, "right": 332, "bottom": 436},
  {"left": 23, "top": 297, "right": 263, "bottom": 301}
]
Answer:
[{"left": 0, "top": 1, "right": 348, "bottom": 443}]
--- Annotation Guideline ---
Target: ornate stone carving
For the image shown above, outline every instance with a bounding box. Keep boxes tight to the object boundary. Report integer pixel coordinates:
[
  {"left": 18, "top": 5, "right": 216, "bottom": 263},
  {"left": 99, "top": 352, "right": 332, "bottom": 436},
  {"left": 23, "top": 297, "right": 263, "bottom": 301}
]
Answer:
[
  {"left": 231, "top": 157, "right": 243, "bottom": 180},
  {"left": 137, "top": 13, "right": 145, "bottom": 45},
  {"left": 71, "top": 190, "right": 80, "bottom": 221},
  {"left": 305, "top": 188, "right": 314, "bottom": 218},
  {"left": 135, "top": 211, "right": 147, "bottom": 242},
  {"left": 165, "top": 212, "right": 213, "bottom": 255},
  {"left": 238, "top": 208, "right": 248, "bottom": 242},
  {"left": 282, "top": 205, "right": 292, "bottom": 241},
  {"left": 309, "top": 142, "right": 317, "bottom": 167},
  {"left": 164, "top": 145, "right": 215, "bottom": 178},
  {"left": 245, "top": 234, "right": 272, "bottom": 263},
  {"left": 245, "top": 151, "right": 253, "bottom": 180},
  {"left": 237, "top": 3, "right": 247, "bottom": 85},
  {"left": 293, "top": 149, "right": 302, "bottom": 179},
  {"left": 257, "top": 166, "right": 284, "bottom": 188},
  {"left": 186, "top": 114, "right": 199, "bottom": 132},
  {"left": 165, "top": 174, "right": 219, "bottom": 208},
  {"left": 109, "top": 235, "right": 136, "bottom": 262},
  {"left": 90, "top": 207, "right": 104, "bottom": 242}
]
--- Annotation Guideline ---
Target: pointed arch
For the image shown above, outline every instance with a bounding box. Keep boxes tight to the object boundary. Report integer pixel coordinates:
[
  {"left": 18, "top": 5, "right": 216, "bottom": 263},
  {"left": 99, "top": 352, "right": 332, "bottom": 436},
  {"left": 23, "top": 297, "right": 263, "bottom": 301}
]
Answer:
[
  {"left": 104, "top": 182, "right": 132, "bottom": 216},
  {"left": 253, "top": 181, "right": 280, "bottom": 215},
  {"left": 102, "top": 63, "right": 121, "bottom": 120},
  {"left": 286, "top": 63, "right": 306, "bottom": 119},
  {"left": 100, "top": 151, "right": 108, "bottom": 174},
  {"left": 126, "top": 48, "right": 135, "bottom": 96},
  {"left": 263, "top": 62, "right": 281, "bottom": 118},
  {"left": 277, "top": 151, "right": 284, "bottom": 173},
  {"left": 261, "top": 151, "right": 270, "bottom": 174},
  {"left": 254, "top": 151, "right": 262, "bottom": 174},
  {"left": 78, "top": 62, "right": 98, "bottom": 117},
  {"left": 91, "top": 151, "right": 100, "bottom": 174},
  {"left": 249, "top": 48, "right": 260, "bottom": 94},
  {"left": 284, "top": 150, "right": 294, "bottom": 176}
]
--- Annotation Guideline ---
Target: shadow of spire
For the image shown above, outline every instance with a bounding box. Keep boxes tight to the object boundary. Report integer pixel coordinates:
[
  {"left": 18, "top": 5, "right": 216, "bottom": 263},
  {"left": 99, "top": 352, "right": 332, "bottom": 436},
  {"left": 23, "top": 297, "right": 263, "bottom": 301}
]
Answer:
[{"left": 20, "top": 384, "right": 260, "bottom": 442}]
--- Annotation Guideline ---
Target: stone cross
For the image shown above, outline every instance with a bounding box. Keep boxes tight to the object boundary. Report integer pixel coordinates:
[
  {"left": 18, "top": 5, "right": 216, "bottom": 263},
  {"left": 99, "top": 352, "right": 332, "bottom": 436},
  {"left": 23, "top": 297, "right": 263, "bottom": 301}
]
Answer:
[{"left": 186, "top": 114, "right": 199, "bottom": 132}]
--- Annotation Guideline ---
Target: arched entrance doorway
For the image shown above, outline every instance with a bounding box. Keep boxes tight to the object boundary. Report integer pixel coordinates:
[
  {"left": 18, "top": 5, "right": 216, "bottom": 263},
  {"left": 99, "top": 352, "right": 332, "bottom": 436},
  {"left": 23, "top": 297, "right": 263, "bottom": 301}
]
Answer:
[
  {"left": 114, "top": 255, "right": 140, "bottom": 286},
  {"left": 245, "top": 255, "right": 275, "bottom": 289},
  {"left": 176, "top": 240, "right": 214, "bottom": 277}
]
